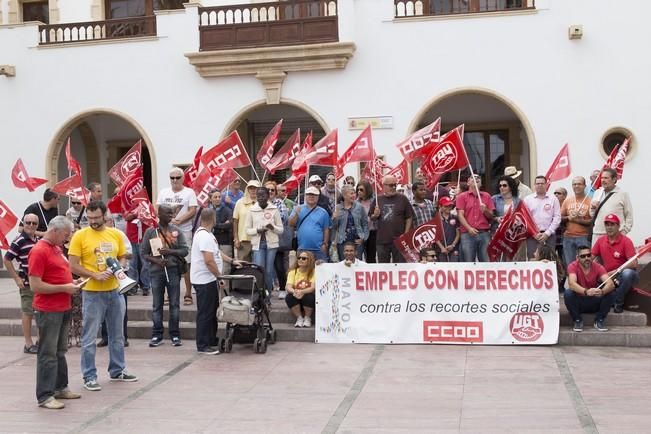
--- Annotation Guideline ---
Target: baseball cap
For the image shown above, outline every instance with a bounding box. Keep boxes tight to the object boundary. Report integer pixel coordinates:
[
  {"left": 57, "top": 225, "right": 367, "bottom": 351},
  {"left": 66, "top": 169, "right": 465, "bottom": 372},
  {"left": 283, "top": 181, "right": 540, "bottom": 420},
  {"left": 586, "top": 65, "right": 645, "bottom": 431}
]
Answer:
[
  {"left": 305, "top": 186, "right": 320, "bottom": 195},
  {"left": 603, "top": 213, "right": 620, "bottom": 225},
  {"left": 438, "top": 196, "right": 454, "bottom": 207},
  {"left": 309, "top": 175, "right": 323, "bottom": 184},
  {"left": 246, "top": 180, "right": 261, "bottom": 189}
]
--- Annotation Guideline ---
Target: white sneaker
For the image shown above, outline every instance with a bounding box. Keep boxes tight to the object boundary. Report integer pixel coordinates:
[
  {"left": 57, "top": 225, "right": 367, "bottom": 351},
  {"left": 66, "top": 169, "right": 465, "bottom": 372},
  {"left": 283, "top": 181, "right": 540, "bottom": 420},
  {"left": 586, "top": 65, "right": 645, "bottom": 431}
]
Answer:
[
  {"left": 278, "top": 290, "right": 287, "bottom": 299},
  {"left": 294, "top": 316, "right": 304, "bottom": 328},
  {"left": 302, "top": 317, "right": 312, "bottom": 328}
]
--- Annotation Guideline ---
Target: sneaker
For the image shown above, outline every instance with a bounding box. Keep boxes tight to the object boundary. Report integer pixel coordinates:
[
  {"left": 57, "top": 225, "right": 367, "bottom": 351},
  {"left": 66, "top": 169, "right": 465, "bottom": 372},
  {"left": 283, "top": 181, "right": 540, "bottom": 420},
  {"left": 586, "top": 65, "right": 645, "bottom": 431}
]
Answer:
[
  {"left": 614, "top": 304, "right": 624, "bottom": 313},
  {"left": 83, "top": 379, "right": 101, "bottom": 391},
  {"left": 54, "top": 388, "right": 81, "bottom": 400},
  {"left": 110, "top": 372, "right": 138, "bottom": 382},
  {"left": 572, "top": 320, "right": 583, "bottom": 332},
  {"left": 303, "top": 316, "right": 312, "bottom": 328},
  {"left": 278, "top": 290, "right": 287, "bottom": 299},
  {"left": 142, "top": 288, "right": 150, "bottom": 296},
  {"left": 124, "top": 340, "right": 129, "bottom": 348},
  {"left": 96, "top": 339, "right": 108, "bottom": 348},
  {"left": 149, "top": 337, "right": 163, "bottom": 347},
  {"left": 294, "top": 316, "right": 304, "bottom": 328},
  {"left": 197, "top": 347, "right": 220, "bottom": 355},
  {"left": 594, "top": 319, "right": 608, "bottom": 332},
  {"left": 39, "top": 397, "right": 65, "bottom": 409},
  {"left": 171, "top": 337, "right": 182, "bottom": 347}
]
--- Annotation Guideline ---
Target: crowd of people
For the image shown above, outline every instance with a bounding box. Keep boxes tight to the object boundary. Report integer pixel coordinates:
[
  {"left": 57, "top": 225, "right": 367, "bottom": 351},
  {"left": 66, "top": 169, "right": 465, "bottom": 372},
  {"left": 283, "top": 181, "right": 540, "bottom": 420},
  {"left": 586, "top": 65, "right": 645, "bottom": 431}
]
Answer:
[{"left": 0, "top": 161, "right": 641, "bottom": 409}]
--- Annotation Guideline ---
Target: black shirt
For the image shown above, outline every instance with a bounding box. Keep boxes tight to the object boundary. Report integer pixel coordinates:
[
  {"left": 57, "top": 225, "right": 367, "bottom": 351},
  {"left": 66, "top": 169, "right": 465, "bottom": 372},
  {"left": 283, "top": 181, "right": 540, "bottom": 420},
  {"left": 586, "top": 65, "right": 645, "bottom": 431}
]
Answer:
[{"left": 23, "top": 202, "right": 58, "bottom": 233}]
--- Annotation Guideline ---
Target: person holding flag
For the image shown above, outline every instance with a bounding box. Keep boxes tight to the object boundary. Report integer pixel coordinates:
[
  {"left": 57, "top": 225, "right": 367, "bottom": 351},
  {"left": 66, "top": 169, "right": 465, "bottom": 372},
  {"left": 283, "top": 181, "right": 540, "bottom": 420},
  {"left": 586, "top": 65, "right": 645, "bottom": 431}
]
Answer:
[
  {"left": 523, "top": 175, "right": 561, "bottom": 259},
  {"left": 590, "top": 167, "right": 634, "bottom": 246},
  {"left": 371, "top": 175, "right": 414, "bottom": 263},
  {"left": 456, "top": 174, "right": 495, "bottom": 262}
]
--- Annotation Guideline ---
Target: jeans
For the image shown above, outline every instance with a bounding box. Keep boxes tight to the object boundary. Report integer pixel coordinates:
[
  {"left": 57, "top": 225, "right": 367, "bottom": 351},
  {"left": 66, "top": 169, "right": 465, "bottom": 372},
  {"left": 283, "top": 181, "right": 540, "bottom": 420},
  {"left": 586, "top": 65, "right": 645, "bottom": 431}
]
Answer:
[
  {"left": 615, "top": 269, "right": 640, "bottom": 306},
  {"left": 81, "top": 290, "right": 126, "bottom": 381},
  {"left": 460, "top": 231, "right": 490, "bottom": 262},
  {"left": 564, "top": 288, "right": 615, "bottom": 322},
  {"left": 337, "top": 243, "right": 364, "bottom": 262},
  {"left": 35, "top": 310, "right": 71, "bottom": 403},
  {"left": 127, "top": 242, "right": 150, "bottom": 289},
  {"left": 195, "top": 281, "right": 219, "bottom": 351},
  {"left": 151, "top": 268, "right": 181, "bottom": 340},
  {"left": 101, "top": 294, "right": 128, "bottom": 342},
  {"left": 274, "top": 250, "right": 288, "bottom": 291},
  {"left": 563, "top": 235, "right": 590, "bottom": 267},
  {"left": 364, "top": 230, "right": 377, "bottom": 263},
  {"left": 253, "top": 247, "right": 278, "bottom": 291},
  {"left": 377, "top": 243, "right": 405, "bottom": 263}
]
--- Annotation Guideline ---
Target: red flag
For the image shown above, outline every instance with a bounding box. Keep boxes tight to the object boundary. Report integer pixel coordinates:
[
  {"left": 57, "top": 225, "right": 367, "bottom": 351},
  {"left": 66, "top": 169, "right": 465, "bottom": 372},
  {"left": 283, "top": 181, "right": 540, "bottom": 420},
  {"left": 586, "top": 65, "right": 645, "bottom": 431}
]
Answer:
[
  {"left": 65, "top": 138, "right": 82, "bottom": 176},
  {"left": 134, "top": 200, "right": 158, "bottom": 228},
  {"left": 119, "top": 166, "right": 149, "bottom": 212},
  {"left": 0, "top": 200, "right": 18, "bottom": 249},
  {"left": 106, "top": 194, "right": 123, "bottom": 214},
  {"left": 267, "top": 129, "right": 302, "bottom": 174},
  {"left": 393, "top": 214, "right": 444, "bottom": 263},
  {"left": 612, "top": 136, "right": 630, "bottom": 180},
  {"left": 183, "top": 146, "right": 204, "bottom": 188},
  {"left": 361, "top": 157, "right": 388, "bottom": 189},
  {"left": 336, "top": 126, "right": 375, "bottom": 179},
  {"left": 592, "top": 143, "right": 620, "bottom": 190},
  {"left": 200, "top": 131, "right": 251, "bottom": 172},
  {"left": 11, "top": 159, "right": 47, "bottom": 192},
  {"left": 302, "top": 129, "right": 338, "bottom": 167},
  {"left": 420, "top": 125, "right": 468, "bottom": 189},
  {"left": 386, "top": 159, "right": 409, "bottom": 185},
  {"left": 281, "top": 173, "right": 306, "bottom": 195},
  {"left": 545, "top": 143, "right": 571, "bottom": 190},
  {"left": 396, "top": 118, "right": 441, "bottom": 163},
  {"left": 487, "top": 202, "right": 538, "bottom": 261},
  {"left": 51, "top": 174, "right": 91, "bottom": 206},
  {"left": 192, "top": 167, "right": 238, "bottom": 208},
  {"left": 108, "top": 140, "right": 142, "bottom": 186},
  {"left": 291, "top": 131, "right": 314, "bottom": 179},
  {"left": 257, "top": 119, "right": 283, "bottom": 172}
]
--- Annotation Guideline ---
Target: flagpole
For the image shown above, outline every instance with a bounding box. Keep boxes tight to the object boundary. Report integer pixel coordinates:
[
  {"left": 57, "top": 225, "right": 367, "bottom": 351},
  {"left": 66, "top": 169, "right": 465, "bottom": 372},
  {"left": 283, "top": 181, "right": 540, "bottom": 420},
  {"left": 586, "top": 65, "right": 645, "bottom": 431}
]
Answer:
[
  {"left": 596, "top": 247, "right": 648, "bottom": 290},
  {"left": 261, "top": 170, "right": 267, "bottom": 185}
]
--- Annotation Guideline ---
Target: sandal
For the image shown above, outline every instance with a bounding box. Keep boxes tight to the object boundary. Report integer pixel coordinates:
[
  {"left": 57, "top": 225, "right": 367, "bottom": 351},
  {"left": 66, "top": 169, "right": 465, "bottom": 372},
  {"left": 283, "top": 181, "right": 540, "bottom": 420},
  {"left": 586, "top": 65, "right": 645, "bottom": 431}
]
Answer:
[
  {"left": 23, "top": 344, "right": 38, "bottom": 354},
  {"left": 183, "top": 295, "right": 193, "bottom": 306}
]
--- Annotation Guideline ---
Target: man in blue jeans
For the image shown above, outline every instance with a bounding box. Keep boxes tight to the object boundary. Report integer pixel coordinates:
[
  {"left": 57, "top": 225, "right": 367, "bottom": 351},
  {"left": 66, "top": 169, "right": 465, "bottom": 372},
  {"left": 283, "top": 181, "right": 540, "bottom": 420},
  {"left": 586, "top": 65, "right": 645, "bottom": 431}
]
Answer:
[
  {"left": 69, "top": 201, "right": 138, "bottom": 392},
  {"left": 456, "top": 175, "right": 494, "bottom": 262}
]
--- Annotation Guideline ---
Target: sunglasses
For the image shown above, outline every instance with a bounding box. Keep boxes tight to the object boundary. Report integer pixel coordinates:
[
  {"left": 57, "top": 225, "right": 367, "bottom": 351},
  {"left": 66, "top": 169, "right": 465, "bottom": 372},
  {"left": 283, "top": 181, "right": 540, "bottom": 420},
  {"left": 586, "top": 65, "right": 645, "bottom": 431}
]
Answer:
[
  {"left": 499, "top": 184, "right": 509, "bottom": 188},
  {"left": 268, "top": 189, "right": 276, "bottom": 192},
  {"left": 578, "top": 253, "right": 591, "bottom": 259},
  {"left": 554, "top": 192, "right": 563, "bottom": 195},
  {"left": 71, "top": 201, "right": 81, "bottom": 205},
  {"left": 298, "top": 256, "right": 308, "bottom": 261},
  {"left": 24, "top": 221, "right": 39, "bottom": 226},
  {"left": 346, "top": 182, "right": 355, "bottom": 185},
  {"left": 357, "top": 188, "right": 365, "bottom": 191},
  {"left": 170, "top": 176, "right": 182, "bottom": 180}
]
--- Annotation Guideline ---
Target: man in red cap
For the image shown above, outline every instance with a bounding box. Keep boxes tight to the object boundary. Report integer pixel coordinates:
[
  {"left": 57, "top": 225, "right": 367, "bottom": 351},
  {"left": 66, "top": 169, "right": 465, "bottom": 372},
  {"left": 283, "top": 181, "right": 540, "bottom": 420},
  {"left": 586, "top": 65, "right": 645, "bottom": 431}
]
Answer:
[{"left": 591, "top": 213, "right": 639, "bottom": 313}]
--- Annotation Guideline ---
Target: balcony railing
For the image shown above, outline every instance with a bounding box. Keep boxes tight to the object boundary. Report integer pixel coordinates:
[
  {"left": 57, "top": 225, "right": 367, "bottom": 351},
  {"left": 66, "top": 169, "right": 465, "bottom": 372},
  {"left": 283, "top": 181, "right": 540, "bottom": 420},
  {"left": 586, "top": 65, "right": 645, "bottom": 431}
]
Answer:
[
  {"left": 198, "top": 0, "right": 338, "bottom": 51},
  {"left": 39, "top": 16, "right": 157, "bottom": 45},
  {"left": 395, "top": 0, "right": 535, "bottom": 18}
]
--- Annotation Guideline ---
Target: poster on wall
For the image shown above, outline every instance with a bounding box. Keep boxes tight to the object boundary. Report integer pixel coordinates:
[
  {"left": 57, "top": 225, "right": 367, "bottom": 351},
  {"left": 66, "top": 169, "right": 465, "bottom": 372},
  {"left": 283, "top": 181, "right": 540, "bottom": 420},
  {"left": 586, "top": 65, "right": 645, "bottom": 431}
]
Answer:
[{"left": 315, "top": 262, "right": 559, "bottom": 345}]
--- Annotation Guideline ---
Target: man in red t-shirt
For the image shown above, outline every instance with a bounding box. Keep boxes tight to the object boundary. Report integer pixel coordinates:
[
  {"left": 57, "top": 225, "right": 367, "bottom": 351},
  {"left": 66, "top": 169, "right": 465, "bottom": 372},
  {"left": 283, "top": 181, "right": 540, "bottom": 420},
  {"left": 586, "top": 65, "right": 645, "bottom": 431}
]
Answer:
[
  {"left": 591, "top": 213, "right": 639, "bottom": 313},
  {"left": 28, "top": 216, "right": 82, "bottom": 409},
  {"left": 564, "top": 245, "right": 615, "bottom": 332},
  {"left": 456, "top": 174, "right": 495, "bottom": 262}
]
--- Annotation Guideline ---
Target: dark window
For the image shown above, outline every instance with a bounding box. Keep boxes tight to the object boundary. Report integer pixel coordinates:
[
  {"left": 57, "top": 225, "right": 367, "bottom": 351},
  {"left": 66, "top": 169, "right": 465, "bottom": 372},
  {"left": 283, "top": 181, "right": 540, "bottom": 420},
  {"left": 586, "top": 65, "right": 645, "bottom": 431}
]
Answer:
[
  {"left": 107, "top": 0, "right": 147, "bottom": 19},
  {"left": 602, "top": 131, "right": 628, "bottom": 157},
  {"left": 22, "top": 1, "right": 49, "bottom": 23}
]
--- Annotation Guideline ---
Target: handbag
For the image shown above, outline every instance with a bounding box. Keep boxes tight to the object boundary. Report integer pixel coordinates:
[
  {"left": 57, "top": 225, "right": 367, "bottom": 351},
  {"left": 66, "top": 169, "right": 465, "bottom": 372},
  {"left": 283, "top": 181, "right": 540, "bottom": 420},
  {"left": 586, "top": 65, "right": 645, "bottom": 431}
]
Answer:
[
  {"left": 217, "top": 296, "right": 253, "bottom": 325},
  {"left": 292, "top": 206, "right": 317, "bottom": 251}
]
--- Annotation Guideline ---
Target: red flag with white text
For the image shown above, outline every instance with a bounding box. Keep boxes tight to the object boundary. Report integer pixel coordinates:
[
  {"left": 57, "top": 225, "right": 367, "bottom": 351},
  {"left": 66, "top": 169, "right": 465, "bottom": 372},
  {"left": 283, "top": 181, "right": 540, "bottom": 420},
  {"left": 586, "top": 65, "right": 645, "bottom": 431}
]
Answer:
[
  {"left": 134, "top": 200, "right": 158, "bottom": 228},
  {"left": 267, "top": 129, "right": 302, "bottom": 174},
  {"left": 192, "top": 167, "right": 238, "bottom": 208},
  {"left": 257, "top": 119, "right": 283, "bottom": 172},
  {"left": 0, "top": 200, "right": 18, "bottom": 249},
  {"left": 281, "top": 173, "right": 306, "bottom": 195},
  {"left": 11, "top": 159, "right": 48, "bottom": 192},
  {"left": 487, "top": 202, "right": 538, "bottom": 261},
  {"left": 386, "top": 159, "right": 409, "bottom": 185},
  {"left": 396, "top": 118, "right": 441, "bottom": 162},
  {"left": 52, "top": 174, "right": 91, "bottom": 206},
  {"left": 336, "top": 126, "right": 375, "bottom": 179},
  {"left": 183, "top": 146, "right": 203, "bottom": 188},
  {"left": 612, "top": 136, "right": 630, "bottom": 180},
  {"left": 65, "top": 138, "right": 82, "bottom": 176},
  {"left": 419, "top": 125, "right": 468, "bottom": 189},
  {"left": 302, "top": 129, "right": 338, "bottom": 167},
  {"left": 393, "top": 214, "right": 444, "bottom": 263},
  {"left": 200, "top": 131, "right": 251, "bottom": 172},
  {"left": 545, "top": 143, "right": 571, "bottom": 190},
  {"left": 592, "top": 144, "right": 619, "bottom": 190},
  {"left": 108, "top": 140, "right": 142, "bottom": 186},
  {"left": 119, "top": 166, "right": 149, "bottom": 212},
  {"left": 290, "top": 131, "right": 314, "bottom": 179}
]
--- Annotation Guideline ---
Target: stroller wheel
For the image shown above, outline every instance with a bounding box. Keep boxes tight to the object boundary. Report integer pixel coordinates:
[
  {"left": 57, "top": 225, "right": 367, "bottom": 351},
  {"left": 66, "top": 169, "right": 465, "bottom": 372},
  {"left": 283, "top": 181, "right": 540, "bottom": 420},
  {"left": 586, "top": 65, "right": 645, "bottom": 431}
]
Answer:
[
  {"left": 219, "top": 338, "right": 226, "bottom": 353},
  {"left": 253, "top": 338, "right": 260, "bottom": 353},
  {"left": 266, "top": 329, "right": 276, "bottom": 345},
  {"left": 224, "top": 338, "right": 233, "bottom": 353},
  {"left": 259, "top": 338, "right": 268, "bottom": 354}
]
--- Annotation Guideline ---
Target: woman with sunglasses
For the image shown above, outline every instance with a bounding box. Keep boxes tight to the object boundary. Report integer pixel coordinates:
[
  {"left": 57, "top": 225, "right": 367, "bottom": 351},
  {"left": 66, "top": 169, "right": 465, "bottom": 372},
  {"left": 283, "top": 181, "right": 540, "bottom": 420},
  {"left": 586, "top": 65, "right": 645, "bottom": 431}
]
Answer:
[
  {"left": 285, "top": 251, "right": 316, "bottom": 327},
  {"left": 355, "top": 180, "right": 377, "bottom": 263},
  {"left": 265, "top": 181, "right": 291, "bottom": 299},
  {"left": 491, "top": 175, "right": 520, "bottom": 228}
]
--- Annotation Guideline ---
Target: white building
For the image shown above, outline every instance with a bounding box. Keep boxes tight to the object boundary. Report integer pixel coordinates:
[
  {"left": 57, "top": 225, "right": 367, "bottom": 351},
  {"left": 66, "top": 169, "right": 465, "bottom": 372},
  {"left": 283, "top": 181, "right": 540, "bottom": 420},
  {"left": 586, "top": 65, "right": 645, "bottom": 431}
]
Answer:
[{"left": 0, "top": 0, "right": 648, "bottom": 243}]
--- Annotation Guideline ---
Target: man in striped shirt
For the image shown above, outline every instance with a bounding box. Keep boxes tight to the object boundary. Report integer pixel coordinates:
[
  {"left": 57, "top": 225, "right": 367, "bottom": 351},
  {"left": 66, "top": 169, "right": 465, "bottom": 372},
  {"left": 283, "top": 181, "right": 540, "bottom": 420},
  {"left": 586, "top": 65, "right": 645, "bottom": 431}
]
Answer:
[
  {"left": 3, "top": 213, "right": 40, "bottom": 354},
  {"left": 410, "top": 181, "right": 436, "bottom": 228}
]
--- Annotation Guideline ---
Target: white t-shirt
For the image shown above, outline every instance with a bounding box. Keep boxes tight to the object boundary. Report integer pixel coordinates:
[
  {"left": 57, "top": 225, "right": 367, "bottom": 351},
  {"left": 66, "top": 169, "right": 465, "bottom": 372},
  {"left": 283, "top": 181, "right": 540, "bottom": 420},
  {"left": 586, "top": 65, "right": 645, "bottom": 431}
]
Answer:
[
  {"left": 157, "top": 187, "right": 198, "bottom": 232},
  {"left": 190, "top": 228, "right": 223, "bottom": 285},
  {"left": 338, "top": 258, "right": 366, "bottom": 267}
]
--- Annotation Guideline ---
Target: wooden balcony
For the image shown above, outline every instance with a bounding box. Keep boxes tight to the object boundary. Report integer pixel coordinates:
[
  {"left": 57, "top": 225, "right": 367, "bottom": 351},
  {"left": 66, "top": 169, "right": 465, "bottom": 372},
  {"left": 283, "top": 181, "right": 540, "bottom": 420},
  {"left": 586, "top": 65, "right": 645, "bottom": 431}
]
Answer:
[
  {"left": 39, "top": 16, "right": 157, "bottom": 45},
  {"left": 394, "top": 0, "right": 535, "bottom": 18},
  {"left": 198, "top": 0, "right": 338, "bottom": 51}
]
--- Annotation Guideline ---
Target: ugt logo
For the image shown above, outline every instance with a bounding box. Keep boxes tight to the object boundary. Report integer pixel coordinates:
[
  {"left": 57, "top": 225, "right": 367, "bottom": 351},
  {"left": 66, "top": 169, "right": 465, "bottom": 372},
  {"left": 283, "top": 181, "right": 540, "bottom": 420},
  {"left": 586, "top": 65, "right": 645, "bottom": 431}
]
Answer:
[{"left": 510, "top": 312, "right": 544, "bottom": 342}]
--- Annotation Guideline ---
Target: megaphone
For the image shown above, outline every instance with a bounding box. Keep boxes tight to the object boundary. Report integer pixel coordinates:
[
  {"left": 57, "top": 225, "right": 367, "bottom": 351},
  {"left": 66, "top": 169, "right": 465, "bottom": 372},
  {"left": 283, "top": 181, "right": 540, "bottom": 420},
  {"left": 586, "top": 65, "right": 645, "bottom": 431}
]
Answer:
[{"left": 106, "top": 257, "right": 138, "bottom": 295}]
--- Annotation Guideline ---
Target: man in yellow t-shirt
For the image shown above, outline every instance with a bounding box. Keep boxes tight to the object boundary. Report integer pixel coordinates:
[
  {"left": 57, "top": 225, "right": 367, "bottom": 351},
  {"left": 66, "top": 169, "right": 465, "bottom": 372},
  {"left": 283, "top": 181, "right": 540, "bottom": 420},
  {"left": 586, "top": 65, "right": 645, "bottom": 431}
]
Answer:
[{"left": 69, "top": 201, "right": 137, "bottom": 392}]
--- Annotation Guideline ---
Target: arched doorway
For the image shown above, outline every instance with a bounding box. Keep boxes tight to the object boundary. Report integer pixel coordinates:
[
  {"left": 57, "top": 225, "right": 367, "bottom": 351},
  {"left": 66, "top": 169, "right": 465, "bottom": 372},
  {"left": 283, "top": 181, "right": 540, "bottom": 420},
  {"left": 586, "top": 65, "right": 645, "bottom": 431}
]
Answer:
[
  {"left": 409, "top": 88, "right": 536, "bottom": 195},
  {"left": 224, "top": 99, "right": 329, "bottom": 187},
  {"left": 46, "top": 109, "right": 156, "bottom": 207}
]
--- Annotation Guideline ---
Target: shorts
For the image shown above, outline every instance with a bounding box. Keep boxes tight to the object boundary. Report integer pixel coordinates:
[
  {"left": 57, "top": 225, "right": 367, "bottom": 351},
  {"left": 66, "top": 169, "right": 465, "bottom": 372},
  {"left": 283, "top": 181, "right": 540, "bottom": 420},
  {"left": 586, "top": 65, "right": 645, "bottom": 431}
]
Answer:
[
  {"left": 20, "top": 287, "right": 34, "bottom": 315},
  {"left": 182, "top": 229, "right": 193, "bottom": 262}
]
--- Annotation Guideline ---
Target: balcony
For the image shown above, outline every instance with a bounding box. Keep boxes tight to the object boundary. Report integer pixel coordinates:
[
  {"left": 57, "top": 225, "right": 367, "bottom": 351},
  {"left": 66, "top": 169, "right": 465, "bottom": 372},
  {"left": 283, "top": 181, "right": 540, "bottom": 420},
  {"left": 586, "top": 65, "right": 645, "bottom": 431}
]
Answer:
[
  {"left": 198, "top": 0, "right": 338, "bottom": 51},
  {"left": 394, "top": 0, "right": 535, "bottom": 18},
  {"left": 38, "top": 16, "right": 157, "bottom": 45}
]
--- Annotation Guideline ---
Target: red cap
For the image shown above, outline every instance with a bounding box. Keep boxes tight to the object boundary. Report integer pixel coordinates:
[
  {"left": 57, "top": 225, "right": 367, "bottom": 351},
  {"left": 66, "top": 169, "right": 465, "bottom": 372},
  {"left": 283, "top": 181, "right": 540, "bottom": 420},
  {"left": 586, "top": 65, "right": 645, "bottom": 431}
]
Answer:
[
  {"left": 438, "top": 196, "right": 454, "bottom": 207},
  {"left": 604, "top": 213, "right": 620, "bottom": 224}
]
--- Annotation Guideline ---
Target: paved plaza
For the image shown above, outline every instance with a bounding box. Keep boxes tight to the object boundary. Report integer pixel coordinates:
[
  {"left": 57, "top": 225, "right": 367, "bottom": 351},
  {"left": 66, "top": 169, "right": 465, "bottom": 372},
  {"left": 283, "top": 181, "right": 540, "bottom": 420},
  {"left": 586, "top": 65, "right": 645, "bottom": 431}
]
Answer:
[{"left": 1, "top": 335, "right": 651, "bottom": 433}]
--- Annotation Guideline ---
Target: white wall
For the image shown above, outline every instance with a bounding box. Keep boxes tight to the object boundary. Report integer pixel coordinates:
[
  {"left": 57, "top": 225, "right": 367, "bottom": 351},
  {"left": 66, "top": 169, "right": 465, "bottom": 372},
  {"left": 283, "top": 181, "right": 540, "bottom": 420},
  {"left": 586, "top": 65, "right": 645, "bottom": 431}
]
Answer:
[{"left": 0, "top": 0, "right": 649, "bottom": 243}]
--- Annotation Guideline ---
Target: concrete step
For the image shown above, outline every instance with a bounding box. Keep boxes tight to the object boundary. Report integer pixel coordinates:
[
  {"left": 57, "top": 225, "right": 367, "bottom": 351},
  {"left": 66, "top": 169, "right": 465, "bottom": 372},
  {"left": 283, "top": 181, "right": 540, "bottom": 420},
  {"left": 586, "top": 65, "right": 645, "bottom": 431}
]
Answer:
[
  {"left": 559, "top": 310, "right": 647, "bottom": 327},
  {"left": 559, "top": 326, "right": 651, "bottom": 347}
]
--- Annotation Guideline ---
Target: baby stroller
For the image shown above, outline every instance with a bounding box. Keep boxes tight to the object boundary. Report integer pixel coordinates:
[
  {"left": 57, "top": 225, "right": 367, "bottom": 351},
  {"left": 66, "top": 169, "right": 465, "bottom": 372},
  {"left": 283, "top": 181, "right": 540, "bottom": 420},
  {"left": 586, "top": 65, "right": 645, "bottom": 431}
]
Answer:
[{"left": 217, "top": 263, "right": 276, "bottom": 354}]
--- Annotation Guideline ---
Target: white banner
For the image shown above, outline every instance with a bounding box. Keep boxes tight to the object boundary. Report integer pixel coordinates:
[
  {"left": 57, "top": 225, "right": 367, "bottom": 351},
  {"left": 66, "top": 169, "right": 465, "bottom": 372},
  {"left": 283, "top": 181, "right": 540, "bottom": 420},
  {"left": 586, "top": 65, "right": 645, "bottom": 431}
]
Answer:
[{"left": 315, "top": 262, "right": 559, "bottom": 345}]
